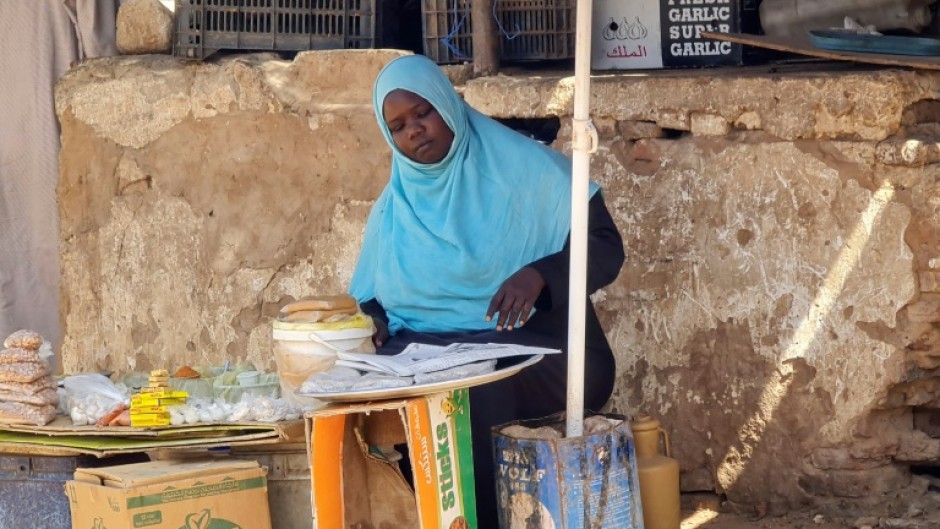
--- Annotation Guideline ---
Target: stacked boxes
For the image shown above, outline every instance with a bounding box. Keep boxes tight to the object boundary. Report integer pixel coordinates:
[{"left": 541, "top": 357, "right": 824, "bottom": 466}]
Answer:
[{"left": 130, "top": 370, "right": 188, "bottom": 427}]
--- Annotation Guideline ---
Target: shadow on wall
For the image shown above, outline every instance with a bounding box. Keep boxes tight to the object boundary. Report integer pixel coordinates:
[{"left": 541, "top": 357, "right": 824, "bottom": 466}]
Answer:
[
  {"left": 611, "top": 173, "right": 923, "bottom": 514},
  {"left": 717, "top": 180, "right": 906, "bottom": 513}
]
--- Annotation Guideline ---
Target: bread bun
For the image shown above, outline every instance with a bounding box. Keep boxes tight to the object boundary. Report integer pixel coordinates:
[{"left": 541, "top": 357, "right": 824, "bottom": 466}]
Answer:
[
  {"left": 280, "top": 294, "right": 357, "bottom": 315},
  {"left": 281, "top": 307, "right": 358, "bottom": 323}
]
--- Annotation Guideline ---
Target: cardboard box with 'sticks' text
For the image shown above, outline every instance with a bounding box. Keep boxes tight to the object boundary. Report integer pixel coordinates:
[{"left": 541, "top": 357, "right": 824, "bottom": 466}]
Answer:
[{"left": 306, "top": 389, "right": 476, "bottom": 529}]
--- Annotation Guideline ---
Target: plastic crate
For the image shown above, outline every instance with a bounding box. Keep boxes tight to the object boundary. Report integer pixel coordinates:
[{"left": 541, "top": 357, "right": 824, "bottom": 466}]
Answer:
[
  {"left": 175, "top": 0, "right": 378, "bottom": 60},
  {"left": 422, "top": 0, "right": 575, "bottom": 64}
]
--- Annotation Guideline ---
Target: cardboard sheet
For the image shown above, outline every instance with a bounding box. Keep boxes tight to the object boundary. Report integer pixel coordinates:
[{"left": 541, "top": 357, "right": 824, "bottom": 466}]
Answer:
[
  {"left": 0, "top": 418, "right": 305, "bottom": 457},
  {"left": 702, "top": 32, "right": 940, "bottom": 71},
  {"left": 75, "top": 458, "right": 261, "bottom": 487},
  {"left": 0, "top": 429, "right": 283, "bottom": 457},
  {"left": 1, "top": 415, "right": 304, "bottom": 437}
]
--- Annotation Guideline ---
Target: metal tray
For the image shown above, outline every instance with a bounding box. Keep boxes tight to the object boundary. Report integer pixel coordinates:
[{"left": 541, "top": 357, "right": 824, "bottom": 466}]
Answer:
[
  {"left": 809, "top": 30, "right": 940, "bottom": 57},
  {"left": 298, "top": 354, "right": 544, "bottom": 403}
]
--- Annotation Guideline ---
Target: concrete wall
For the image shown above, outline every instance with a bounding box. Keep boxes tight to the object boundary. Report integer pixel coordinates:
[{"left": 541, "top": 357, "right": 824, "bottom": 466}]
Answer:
[{"left": 55, "top": 52, "right": 940, "bottom": 514}]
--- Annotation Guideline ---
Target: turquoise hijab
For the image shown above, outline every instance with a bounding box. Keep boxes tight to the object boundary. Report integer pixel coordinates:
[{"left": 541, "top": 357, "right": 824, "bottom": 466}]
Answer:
[{"left": 349, "top": 54, "right": 599, "bottom": 334}]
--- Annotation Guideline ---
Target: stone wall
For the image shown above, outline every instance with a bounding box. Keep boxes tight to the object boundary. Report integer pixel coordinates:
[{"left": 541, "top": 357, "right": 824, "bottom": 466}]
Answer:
[
  {"left": 56, "top": 53, "right": 940, "bottom": 514},
  {"left": 464, "top": 67, "right": 940, "bottom": 514}
]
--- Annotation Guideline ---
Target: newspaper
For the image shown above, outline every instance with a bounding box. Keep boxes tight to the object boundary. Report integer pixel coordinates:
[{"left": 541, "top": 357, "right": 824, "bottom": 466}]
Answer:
[{"left": 335, "top": 342, "right": 560, "bottom": 377}]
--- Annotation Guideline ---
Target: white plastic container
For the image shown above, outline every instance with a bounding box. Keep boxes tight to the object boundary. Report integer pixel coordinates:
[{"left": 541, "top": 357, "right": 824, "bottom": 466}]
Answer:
[
  {"left": 271, "top": 315, "right": 375, "bottom": 408},
  {"left": 236, "top": 370, "right": 261, "bottom": 386}
]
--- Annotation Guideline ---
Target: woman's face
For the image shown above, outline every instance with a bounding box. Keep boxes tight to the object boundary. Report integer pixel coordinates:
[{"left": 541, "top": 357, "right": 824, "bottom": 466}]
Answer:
[{"left": 383, "top": 89, "right": 455, "bottom": 164}]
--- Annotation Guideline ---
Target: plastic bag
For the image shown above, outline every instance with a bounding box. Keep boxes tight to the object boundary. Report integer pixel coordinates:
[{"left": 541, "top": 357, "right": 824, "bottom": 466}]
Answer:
[
  {"left": 228, "top": 395, "right": 301, "bottom": 422},
  {"left": 300, "top": 366, "right": 363, "bottom": 393},
  {"left": 63, "top": 373, "right": 127, "bottom": 403},
  {"left": 0, "top": 362, "right": 50, "bottom": 383},
  {"left": 412, "top": 359, "right": 497, "bottom": 385},
  {"left": 63, "top": 373, "right": 129, "bottom": 426},
  {"left": 0, "top": 402, "right": 57, "bottom": 426},
  {"left": 167, "top": 398, "right": 233, "bottom": 426}
]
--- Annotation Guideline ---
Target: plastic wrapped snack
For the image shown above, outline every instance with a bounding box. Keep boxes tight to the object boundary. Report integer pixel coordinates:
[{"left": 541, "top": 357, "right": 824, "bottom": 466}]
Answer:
[
  {"left": 0, "top": 387, "right": 59, "bottom": 406},
  {"left": 0, "top": 362, "right": 50, "bottom": 383},
  {"left": 412, "top": 359, "right": 497, "bottom": 385},
  {"left": 299, "top": 366, "right": 363, "bottom": 393},
  {"left": 0, "top": 377, "right": 56, "bottom": 394},
  {"left": 350, "top": 373, "right": 414, "bottom": 391},
  {"left": 0, "top": 401, "right": 57, "bottom": 425},
  {"left": 3, "top": 330, "right": 43, "bottom": 351},
  {"left": 0, "top": 348, "right": 41, "bottom": 365}
]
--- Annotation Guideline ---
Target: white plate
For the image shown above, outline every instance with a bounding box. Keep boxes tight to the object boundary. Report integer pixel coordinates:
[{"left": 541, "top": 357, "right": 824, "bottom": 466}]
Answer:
[{"left": 299, "top": 354, "right": 544, "bottom": 403}]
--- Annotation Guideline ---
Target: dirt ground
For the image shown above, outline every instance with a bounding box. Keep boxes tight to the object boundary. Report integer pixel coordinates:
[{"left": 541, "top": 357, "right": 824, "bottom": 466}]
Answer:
[
  {"left": 682, "top": 510, "right": 856, "bottom": 529},
  {"left": 676, "top": 493, "right": 908, "bottom": 529},
  {"left": 681, "top": 505, "right": 940, "bottom": 529},
  {"left": 677, "top": 478, "right": 940, "bottom": 529}
]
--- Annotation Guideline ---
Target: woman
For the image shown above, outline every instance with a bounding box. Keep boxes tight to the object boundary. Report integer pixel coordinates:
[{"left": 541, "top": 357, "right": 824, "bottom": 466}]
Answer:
[{"left": 350, "top": 54, "right": 624, "bottom": 528}]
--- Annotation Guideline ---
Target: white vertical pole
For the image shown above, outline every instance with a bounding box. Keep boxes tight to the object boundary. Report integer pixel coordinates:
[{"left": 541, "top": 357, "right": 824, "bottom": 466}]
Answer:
[{"left": 566, "top": 0, "right": 597, "bottom": 438}]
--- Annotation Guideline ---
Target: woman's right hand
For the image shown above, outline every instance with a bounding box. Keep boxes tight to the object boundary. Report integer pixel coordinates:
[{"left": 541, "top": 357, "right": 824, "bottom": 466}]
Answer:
[{"left": 372, "top": 318, "right": 390, "bottom": 348}]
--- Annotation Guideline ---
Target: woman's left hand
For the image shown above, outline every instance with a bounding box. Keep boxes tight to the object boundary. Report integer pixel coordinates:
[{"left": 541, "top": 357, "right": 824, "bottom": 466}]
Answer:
[
  {"left": 372, "top": 318, "right": 390, "bottom": 348},
  {"left": 486, "top": 266, "right": 545, "bottom": 331}
]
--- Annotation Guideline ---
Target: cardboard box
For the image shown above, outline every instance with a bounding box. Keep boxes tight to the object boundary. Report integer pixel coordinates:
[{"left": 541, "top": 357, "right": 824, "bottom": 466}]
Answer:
[
  {"left": 306, "top": 389, "right": 476, "bottom": 529},
  {"left": 592, "top": 0, "right": 758, "bottom": 69},
  {"left": 65, "top": 459, "right": 272, "bottom": 529}
]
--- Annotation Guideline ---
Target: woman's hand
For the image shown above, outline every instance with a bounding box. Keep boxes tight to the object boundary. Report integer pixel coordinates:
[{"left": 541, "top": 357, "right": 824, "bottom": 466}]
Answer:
[
  {"left": 486, "top": 266, "right": 545, "bottom": 331},
  {"left": 372, "top": 318, "right": 390, "bottom": 348}
]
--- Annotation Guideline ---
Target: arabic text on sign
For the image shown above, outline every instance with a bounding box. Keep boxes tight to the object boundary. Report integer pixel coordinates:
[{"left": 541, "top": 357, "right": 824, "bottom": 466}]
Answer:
[{"left": 606, "top": 45, "right": 647, "bottom": 59}]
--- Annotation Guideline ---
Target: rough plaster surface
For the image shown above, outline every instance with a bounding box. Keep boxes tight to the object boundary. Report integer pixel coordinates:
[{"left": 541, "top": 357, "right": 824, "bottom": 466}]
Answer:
[
  {"left": 116, "top": 0, "right": 173, "bottom": 55},
  {"left": 591, "top": 137, "right": 915, "bottom": 509},
  {"left": 56, "top": 50, "right": 404, "bottom": 374},
  {"left": 57, "top": 55, "right": 940, "bottom": 512}
]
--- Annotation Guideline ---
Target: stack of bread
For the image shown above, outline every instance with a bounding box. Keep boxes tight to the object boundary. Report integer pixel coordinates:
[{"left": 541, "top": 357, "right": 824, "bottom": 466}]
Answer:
[
  {"left": 0, "top": 330, "right": 58, "bottom": 425},
  {"left": 278, "top": 294, "right": 360, "bottom": 323},
  {"left": 273, "top": 294, "right": 375, "bottom": 405}
]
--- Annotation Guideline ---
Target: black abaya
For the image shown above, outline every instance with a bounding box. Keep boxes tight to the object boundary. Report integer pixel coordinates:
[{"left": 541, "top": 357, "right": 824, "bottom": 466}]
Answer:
[{"left": 360, "top": 193, "right": 624, "bottom": 528}]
